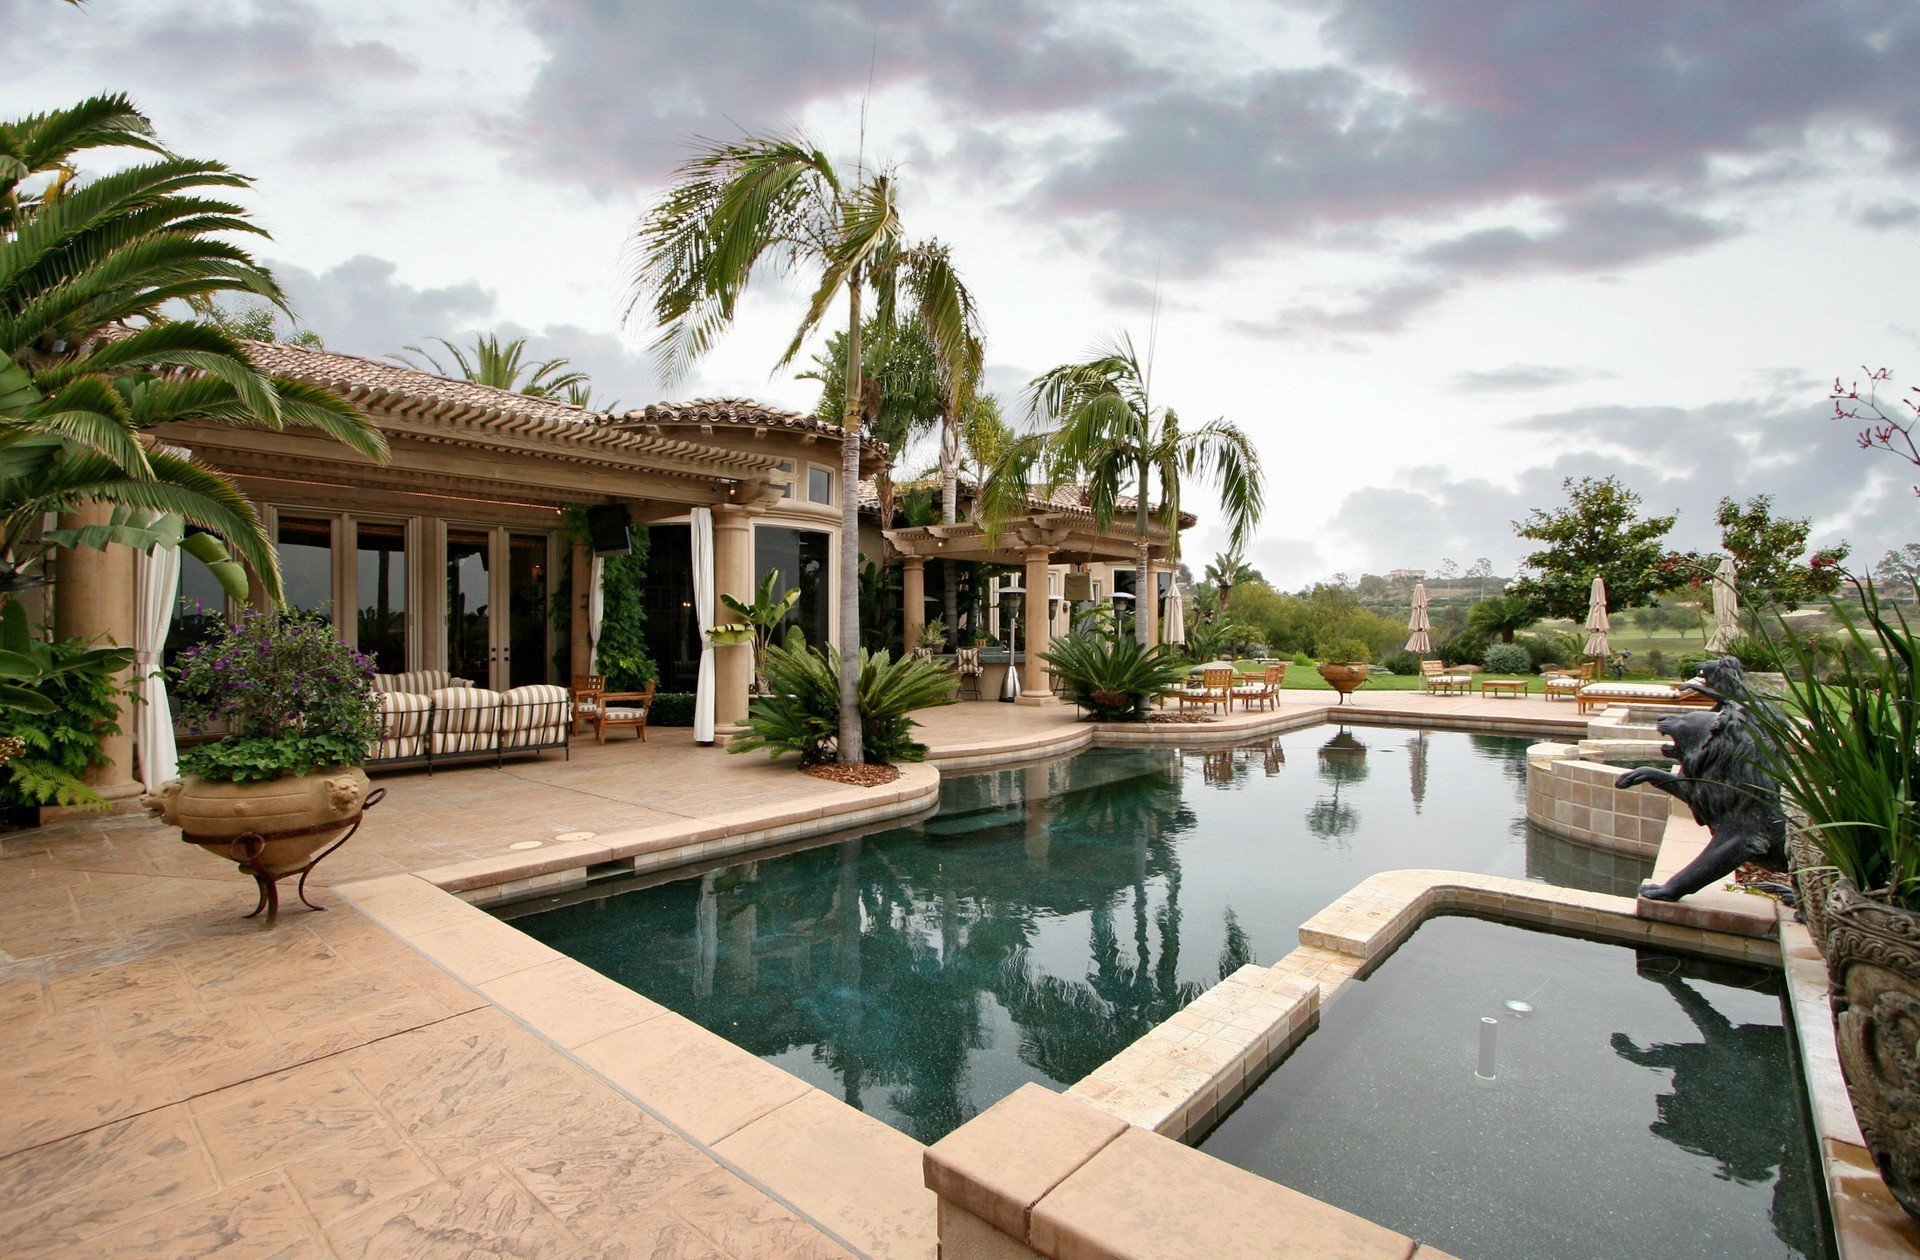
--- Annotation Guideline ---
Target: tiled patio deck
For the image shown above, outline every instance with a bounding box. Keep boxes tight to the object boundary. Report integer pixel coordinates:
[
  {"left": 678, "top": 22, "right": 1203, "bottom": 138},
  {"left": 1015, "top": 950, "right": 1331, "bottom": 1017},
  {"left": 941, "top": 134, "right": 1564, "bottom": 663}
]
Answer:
[{"left": 0, "top": 691, "right": 1589, "bottom": 1258}]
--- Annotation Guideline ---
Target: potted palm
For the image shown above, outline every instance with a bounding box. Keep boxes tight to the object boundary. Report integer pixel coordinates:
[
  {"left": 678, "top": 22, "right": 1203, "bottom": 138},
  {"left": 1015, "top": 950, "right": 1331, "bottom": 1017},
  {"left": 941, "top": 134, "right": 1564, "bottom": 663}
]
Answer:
[
  {"left": 1745, "top": 575, "right": 1920, "bottom": 1219},
  {"left": 144, "top": 610, "right": 381, "bottom": 912},
  {"left": 1315, "top": 639, "right": 1372, "bottom": 702}
]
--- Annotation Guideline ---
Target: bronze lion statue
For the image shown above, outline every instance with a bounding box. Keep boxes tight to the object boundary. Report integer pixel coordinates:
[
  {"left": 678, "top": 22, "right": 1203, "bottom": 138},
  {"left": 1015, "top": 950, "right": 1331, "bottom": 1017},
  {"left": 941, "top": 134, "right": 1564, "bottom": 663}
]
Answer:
[{"left": 1615, "top": 665, "right": 1787, "bottom": 901}]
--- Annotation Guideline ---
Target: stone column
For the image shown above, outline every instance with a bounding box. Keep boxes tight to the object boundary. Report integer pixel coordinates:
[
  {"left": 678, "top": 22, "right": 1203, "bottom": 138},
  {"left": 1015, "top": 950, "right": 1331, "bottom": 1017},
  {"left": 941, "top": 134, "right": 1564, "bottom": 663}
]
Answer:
[
  {"left": 569, "top": 539, "right": 592, "bottom": 679},
  {"left": 52, "top": 502, "right": 141, "bottom": 806},
  {"left": 712, "top": 505, "right": 755, "bottom": 733},
  {"left": 901, "top": 556, "right": 926, "bottom": 650},
  {"left": 1017, "top": 545, "right": 1053, "bottom": 703}
]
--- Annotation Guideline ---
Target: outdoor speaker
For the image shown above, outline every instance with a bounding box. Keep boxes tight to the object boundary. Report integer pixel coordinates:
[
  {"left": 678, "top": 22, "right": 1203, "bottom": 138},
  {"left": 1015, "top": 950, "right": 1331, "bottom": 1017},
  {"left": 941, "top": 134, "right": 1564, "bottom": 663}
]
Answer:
[{"left": 585, "top": 504, "right": 632, "bottom": 555}]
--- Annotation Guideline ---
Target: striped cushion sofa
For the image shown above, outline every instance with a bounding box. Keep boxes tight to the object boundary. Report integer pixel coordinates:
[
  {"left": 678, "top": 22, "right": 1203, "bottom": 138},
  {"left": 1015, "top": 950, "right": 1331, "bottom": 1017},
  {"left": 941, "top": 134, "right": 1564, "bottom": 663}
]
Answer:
[{"left": 371, "top": 670, "right": 572, "bottom": 770}]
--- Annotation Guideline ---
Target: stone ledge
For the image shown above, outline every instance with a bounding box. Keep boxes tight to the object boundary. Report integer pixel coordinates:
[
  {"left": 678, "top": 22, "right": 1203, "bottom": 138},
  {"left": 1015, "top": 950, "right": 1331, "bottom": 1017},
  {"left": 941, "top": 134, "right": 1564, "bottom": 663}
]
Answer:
[{"left": 924, "top": 1084, "right": 1127, "bottom": 1240}]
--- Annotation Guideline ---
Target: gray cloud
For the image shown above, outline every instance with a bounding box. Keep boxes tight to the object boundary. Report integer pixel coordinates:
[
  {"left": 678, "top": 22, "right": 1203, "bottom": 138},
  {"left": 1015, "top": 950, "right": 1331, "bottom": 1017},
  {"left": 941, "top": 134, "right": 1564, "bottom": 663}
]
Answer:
[
  {"left": 1416, "top": 199, "right": 1739, "bottom": 277},
  {"left": 504, "top": 0, "right": 1162, "bottom": 186},
  {"left": 1856, "top": 198, "right": 1920, "bottom": 228},
  {"left": 1451, "top": 364, "right": 1618, "bottom": 393},
  {"left": 1231, "top": 276, "right": 1459, "bottom": 341},
  {"left": 1037, "top": 0, "right": 1920, "bottom": 266}
]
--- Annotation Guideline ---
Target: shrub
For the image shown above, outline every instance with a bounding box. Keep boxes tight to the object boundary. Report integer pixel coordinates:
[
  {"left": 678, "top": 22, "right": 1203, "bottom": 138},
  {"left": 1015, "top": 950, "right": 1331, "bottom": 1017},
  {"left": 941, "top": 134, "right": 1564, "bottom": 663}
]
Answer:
[
  {"left": 1319, "top": 638, "right": 1371, "bottom": 665},
  {"left": 1481, "top": 643, "right": 1532, "bottom": 674},
  {"left": 1725, "top": 632, "right": 1780, "bottom": 673},
  {"left": 1516, "top": 630, "right": 1580, "bottom": 671},
  {"left": 1378, "top": 649, "right": 1420, "bottom": 676},
  {"left": 1044, "top": 633, "right": 1193, "bottom": 721},
  {"left": 1675, "top": 650, "right": 1716, "bottom": 678},
  {"left": 0, "top": 603, "right": 128, "bottom": 811},
  {"left": 1438, "top": 631, "right": 1489, "bottom": 667},
  {"left": 597, "top": 535, "right": 657, "bottom": 691},
  {"left": 173, "top": 610, "right": 381, "bottom": 783},
  {"left": 730, "top": 628, "right": 955, "bottom": 764},
  {"left": 648, "top": 692, "right": 697, "bottom": 727},
  {"left": 1291, "top": 650, "right": 1314, "bottom": 667}
]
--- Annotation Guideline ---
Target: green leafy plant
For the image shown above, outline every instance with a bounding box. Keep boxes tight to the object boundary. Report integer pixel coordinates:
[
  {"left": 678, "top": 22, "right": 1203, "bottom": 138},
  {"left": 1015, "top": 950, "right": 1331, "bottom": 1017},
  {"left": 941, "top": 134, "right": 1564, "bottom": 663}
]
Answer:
[
  {"left": 1042, "top": 632, "right": 1191, "bottom": 721},
  {"left": 646, "top": 692, "right": 697, "bottom": 727},
  {"left": 1181, "top": 609, "right": 1259, "bottom": 664},
  {"left": 1481, "top": 643, "right": 1533, "bottom": 674},
  {"left": 1319, "top": 639, "right": 1371, "bottom": 665},
  {"left": 591, "top": 533, "right": 656, "bottom": 692},
  {"left": 916, "top": 616, "right": 948, "bottom": 653},
  {"left": 1378, "top": 649, "right": 1419, "bottom": 676},
  {"left": 173, "top": 609, "right": 380, "bottom": 783},
  {"left": 730, "top": 627, "right": 956, "bottom": 764},
  {"left": 0, "top": 600, "right": 130, "bottom": 811},
  {"left": 1745, "top": 576, "right": 1920, "bottom": 907},
  {"left": 721, "top": 568, "right": 801, "bottom": 689}
]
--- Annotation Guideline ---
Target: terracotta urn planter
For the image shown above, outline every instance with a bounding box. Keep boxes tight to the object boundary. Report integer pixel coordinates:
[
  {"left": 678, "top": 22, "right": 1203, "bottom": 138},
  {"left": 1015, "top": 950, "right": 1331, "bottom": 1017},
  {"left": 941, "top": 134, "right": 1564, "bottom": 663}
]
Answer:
[
  {"left": 1825, "top": 877, "right": 1920, "bottom": 1221},
  {"left": 1316, "top": 663, "right": 1369, "bottom": 703},
  {"left": 144, "top": 768, "right": 375, "bottom": 923}
]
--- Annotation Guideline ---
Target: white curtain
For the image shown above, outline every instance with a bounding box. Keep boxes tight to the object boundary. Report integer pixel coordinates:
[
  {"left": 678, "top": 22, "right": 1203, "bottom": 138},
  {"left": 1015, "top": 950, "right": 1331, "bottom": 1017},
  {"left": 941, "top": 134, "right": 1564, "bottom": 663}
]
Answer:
[
  {"left": 133, "top": 545, "right": 181, "bottom": 789},
  {"left": 588, "top": 553, "right": 606, "bottom": 672},
  {"left": 691, "top": 507, "right": 716, "bottom": 743}
]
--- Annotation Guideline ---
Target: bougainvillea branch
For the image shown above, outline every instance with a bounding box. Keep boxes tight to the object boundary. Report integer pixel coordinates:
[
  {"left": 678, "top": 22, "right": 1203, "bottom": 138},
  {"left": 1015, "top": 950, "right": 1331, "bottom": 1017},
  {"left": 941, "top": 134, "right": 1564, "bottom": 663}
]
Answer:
[{"left": 1833, "top": 367, "right": 1920, "bottom": 494}]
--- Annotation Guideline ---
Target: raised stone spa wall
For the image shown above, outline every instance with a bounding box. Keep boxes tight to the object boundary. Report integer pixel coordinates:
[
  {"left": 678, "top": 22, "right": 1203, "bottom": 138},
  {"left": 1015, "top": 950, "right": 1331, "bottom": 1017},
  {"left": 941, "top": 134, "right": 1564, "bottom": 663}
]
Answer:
[{"left": 1525, "top": 742, "right": 1668, "bottom": 858}]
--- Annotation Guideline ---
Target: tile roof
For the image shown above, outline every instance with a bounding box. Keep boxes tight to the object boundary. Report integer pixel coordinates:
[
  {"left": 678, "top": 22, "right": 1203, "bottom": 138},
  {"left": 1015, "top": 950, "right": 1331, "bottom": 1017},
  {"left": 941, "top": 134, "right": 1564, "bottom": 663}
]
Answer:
[
  {"left": 858, "top": 478, "right": 1194, "bottom": 528},
  {"left": 608, "top": 397, "right": 848, "bottom": 438},
  {"left": 243, "top": 341, "right": 602, "bottom": 427}
]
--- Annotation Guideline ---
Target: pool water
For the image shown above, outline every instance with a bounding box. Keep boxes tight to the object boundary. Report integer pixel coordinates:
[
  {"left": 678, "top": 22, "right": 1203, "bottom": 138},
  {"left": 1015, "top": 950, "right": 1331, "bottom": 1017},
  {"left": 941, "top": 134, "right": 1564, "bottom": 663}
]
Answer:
[
  {"left": 1200, "top": 916, "right": 1829, "bottom": 1260},
  {"left": 508, "top": 727, "right": 1654, "bottom": 1143}
]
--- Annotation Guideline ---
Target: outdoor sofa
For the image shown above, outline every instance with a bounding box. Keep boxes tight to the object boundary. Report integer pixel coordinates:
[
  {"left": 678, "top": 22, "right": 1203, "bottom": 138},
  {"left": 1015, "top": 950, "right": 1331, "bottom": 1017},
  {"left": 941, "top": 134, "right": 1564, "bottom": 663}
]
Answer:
[{"left": 370, "top": 670, "right": 572, "bottom": 770}]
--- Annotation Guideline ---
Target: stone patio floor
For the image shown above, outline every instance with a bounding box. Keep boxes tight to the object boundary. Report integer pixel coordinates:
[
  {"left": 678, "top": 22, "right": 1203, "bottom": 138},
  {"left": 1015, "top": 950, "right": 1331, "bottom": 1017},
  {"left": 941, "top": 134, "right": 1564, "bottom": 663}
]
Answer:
[{"left": 0, "top": 691, "right": 1584, "bottom": 1258}]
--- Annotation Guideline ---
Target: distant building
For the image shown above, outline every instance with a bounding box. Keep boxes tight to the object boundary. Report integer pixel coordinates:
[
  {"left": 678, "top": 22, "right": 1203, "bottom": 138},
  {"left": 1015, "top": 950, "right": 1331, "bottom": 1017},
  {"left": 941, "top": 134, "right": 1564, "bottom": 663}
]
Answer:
[{"left": 1386, "top": 568, "right": 1426, "bottom": 583}]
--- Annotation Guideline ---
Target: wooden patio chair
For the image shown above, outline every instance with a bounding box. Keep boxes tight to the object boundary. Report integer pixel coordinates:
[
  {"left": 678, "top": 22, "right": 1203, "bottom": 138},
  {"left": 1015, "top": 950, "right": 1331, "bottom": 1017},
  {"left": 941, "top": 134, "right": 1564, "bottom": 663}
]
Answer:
[
  {"left": 1543, "top": 661, "right": 1595, "bottom": 702},
  {"left": 1177, "top": 666, "right": 1235, "bottom": 715},
  {"left": 1233, "top": 663, "right": 1287, "bottom": 711},
  {"left": 570, "top": 674, "right": 605, "bottom": 734},
  {"left": 591, "top": 679, "right": 655, "bottom": 743},
  {"left": 1419, "top": 659, "right": 1471, "bottom": 696}
]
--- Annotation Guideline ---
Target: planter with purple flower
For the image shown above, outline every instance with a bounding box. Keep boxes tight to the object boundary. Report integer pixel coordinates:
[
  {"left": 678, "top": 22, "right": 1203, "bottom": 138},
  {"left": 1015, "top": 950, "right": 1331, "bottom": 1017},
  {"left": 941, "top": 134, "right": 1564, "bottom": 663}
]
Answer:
[{"left": 142, "top": 611, "right": 384, "bottom": 924}]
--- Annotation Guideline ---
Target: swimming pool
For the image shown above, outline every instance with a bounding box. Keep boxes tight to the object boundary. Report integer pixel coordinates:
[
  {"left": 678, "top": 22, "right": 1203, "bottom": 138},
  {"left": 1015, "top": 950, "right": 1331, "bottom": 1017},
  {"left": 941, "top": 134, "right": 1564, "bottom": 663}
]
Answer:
[
  {"left": 507, "top": 726, "right": 1655, "bottom": 1142},
  {"left": 1199, "top": 915, "right": 1829, "bottom": 1259}
]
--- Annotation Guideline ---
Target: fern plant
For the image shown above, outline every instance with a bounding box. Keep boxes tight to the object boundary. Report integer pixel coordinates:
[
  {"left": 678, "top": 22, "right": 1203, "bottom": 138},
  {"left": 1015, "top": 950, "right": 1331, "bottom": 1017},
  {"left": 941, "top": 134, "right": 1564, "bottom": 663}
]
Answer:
[
  {"left": 730, "top": 627, "right": 955, "bottom": 764},
  {"left": 1042, "top": 632, "right": 1190, "bottom": 721}
]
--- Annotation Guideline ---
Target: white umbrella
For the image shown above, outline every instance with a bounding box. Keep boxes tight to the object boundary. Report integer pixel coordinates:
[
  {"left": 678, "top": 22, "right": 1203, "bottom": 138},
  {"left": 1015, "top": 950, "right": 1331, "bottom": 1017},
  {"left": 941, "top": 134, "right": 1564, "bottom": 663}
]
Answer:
[
  {"left": 1583, "top": 576, "right": 1611, "bottom": 659},
  {"left": 1404, "top": 581, "right": 1431, "bottom": 654},
  {"left": 1162, "top": 584, "right": 1186, "bottom": 646},
  {"left": 1705, "top": 556, "right": 1739, "bottom": 653}
]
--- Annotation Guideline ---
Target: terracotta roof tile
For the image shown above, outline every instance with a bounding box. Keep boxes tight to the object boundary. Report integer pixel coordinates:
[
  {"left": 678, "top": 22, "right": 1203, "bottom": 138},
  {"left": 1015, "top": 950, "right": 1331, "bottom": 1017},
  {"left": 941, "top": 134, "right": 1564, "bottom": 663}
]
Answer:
[{"left": 243, "top": 340, "right": 602, "bottom": 427}]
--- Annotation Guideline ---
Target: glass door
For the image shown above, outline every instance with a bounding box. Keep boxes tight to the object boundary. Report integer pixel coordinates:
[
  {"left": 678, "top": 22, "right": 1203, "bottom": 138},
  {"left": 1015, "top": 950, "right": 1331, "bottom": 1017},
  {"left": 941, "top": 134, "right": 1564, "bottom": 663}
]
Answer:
[
  {"left": 505, "top": 532, "right": 550, "bottom": 689},
  {"left": 445, "top": 528, "right": 493, "bottom": 685}
]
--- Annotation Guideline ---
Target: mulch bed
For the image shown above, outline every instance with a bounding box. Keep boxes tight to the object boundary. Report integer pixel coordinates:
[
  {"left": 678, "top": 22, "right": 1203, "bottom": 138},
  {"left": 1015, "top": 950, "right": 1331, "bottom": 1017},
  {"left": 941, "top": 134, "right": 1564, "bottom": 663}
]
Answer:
[
  {"left": 803, "top": 762, "right": 903, "bottom": 788},
  {"left": 1137, "top": 712, "right": 1216, "bottom": 725},
  {"left": 1733, "top": 861, "right": 1795, "bottom": 902}
]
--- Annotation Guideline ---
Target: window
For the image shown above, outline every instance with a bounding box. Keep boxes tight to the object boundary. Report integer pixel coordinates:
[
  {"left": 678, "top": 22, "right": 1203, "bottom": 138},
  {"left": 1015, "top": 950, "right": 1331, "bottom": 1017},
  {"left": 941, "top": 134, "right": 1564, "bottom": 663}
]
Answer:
[
  {"left": 775, "top": 459, "right": 795, "bottom": 499},
  {"left": 754, "top": 527, "right": 830, "bottom": 645},
  {"left": 277, "top": 515, "right": 334, "bottom": 621},
  {"left": 354, "top": 520, "right": 408, "bottom": 672},
  {"left": 165, "top": 531, "right": 228, "bottom": 670},
  {"left": 445, "top": 528, "right": 491, "bottom": 684},
  {"left": 807, "top": 466, "right": 833, "bottom": 505}
]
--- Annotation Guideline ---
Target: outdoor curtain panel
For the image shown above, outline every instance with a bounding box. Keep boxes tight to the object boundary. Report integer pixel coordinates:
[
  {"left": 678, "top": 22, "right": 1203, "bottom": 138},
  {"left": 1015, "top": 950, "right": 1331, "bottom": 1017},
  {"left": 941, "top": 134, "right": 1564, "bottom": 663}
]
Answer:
[
  {"left": 588, "top": 553, "right": 606, "bottom": 671},
  {"left": 133, "top": 543, "right": 181, "bottom": 789}
]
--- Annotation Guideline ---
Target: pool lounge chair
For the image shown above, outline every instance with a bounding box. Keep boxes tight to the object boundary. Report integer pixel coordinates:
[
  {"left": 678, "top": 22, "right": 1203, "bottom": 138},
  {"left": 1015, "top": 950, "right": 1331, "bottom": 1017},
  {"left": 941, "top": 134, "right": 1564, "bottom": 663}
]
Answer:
[
  {"left": 1419, "top": 659, "right": 1471, "bottom": 696},
  {"left": 1574, "top": 680, "right": 1715, "bottom": 715}
]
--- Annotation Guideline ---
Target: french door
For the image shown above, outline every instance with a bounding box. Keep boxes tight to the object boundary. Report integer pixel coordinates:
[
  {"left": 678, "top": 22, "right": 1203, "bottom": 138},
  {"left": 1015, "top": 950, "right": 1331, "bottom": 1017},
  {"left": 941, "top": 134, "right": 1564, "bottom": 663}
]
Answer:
[{"left": 445, "top": 527, "right": 553, "bottom": 690}]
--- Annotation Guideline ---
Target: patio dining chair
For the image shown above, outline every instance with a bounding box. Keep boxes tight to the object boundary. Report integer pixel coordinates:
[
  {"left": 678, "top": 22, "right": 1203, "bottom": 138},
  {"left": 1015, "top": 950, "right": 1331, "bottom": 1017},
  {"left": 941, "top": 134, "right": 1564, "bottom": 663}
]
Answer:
[
  {"left": 1177, "top": 666, "right": 1235, "bottom": 715},
  {"left": 589, "top": 679, "right": 655, "bottom": 743},
  {"left": 1233, "top": 663, "right": 1287, "bottom": 711},
  {"left": 570, "top": 674, "right": 605, "bottom": 734},
  {"left": 1419, "top": 659, "right": 1471, "bottom": 696}
]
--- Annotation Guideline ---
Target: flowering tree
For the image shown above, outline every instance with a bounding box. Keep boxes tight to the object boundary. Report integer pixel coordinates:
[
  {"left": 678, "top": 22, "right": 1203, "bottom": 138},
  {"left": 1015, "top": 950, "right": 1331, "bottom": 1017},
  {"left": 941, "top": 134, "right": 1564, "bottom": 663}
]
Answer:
[
  {"left": 1713, "top": 494, "right": 1847, "bottom": 610},
  {"left": 1834, "top": 368, "right": 1920, "bottom": 493}
]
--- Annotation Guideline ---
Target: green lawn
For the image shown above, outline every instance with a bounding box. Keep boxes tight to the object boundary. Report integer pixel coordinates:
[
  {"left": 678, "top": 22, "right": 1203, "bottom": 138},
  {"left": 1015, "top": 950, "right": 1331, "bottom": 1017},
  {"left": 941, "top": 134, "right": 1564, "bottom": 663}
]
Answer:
[{"left": 1203, "top": 660, "right": 1542, "bottom": 692}]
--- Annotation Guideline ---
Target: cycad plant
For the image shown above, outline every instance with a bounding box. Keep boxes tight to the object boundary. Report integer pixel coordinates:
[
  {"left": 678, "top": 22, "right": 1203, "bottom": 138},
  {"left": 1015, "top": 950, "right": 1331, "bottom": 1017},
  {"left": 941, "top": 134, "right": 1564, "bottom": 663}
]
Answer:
[
  {"left": 984, "top": 333, "right": 1263, "bottom": 644},
  {"left": 626, "top": 130, "right": 979, "bottom": 764},
  {"left": 1041, "top": 632, "right": 1191, "bottom": 721},
  {"left": 1, "top": 94, "right": 386, "bottom": 599},
  {"left": 730, "top": 627, "right": 956, "bottom": 764}
]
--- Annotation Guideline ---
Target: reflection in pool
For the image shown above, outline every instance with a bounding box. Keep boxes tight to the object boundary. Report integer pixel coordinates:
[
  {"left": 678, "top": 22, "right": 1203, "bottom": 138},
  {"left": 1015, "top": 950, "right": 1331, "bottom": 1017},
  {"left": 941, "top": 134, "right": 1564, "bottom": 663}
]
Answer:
[
  {"left": 509, "top": 728, "right": 1654, "bottom": 1142},
  {"left": 1200, "top": 916, "right": 1829, "bottom": 1260}
]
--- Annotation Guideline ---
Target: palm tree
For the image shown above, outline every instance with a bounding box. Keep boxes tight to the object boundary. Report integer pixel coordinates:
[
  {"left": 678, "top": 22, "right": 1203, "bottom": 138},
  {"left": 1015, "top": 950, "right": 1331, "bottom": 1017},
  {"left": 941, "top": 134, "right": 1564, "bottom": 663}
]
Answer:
[
  {"left": 1466, "top": 594, "right": 1538, "bottom": 645},
  {"left": 624, "top": 130, "right": 978, "bottom": 764},
  {"left": 984, "top": 333, "right": 1264, "bottom": 644},
  {"left": 393, "top": 333, "right": 592, "bottom": 402},
  {"left": 1, "top": 95, "right": 386, "bottom": 599},
  {"left": 1203, "top": 547, "right": 1255, "bottom": 613}
]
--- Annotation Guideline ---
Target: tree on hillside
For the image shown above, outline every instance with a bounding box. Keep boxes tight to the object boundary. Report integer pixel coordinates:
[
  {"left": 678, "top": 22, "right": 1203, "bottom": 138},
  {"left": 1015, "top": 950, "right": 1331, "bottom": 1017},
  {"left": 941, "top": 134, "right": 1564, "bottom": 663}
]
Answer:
[
  {"left": 1508, "top": 476, "right": 1680, "bottom": 619},
  {"left": 1713, "top": 494, "right": 1848, "bottom": 610},
  {"left": 1875, "top": 544, "right": 1920, "bottom": 586},
  {"left": 1465, "top": 595, "right": 1537, "bottom": 645},
  {"left": 625, "top": 131, "right": 978, "bottom": 763},
  {"left": 984, "top": 333, "right": 1263, "bottom": 645},
  {"left": 1466, "top": 557, "right": 1495, "bottom": 599}
]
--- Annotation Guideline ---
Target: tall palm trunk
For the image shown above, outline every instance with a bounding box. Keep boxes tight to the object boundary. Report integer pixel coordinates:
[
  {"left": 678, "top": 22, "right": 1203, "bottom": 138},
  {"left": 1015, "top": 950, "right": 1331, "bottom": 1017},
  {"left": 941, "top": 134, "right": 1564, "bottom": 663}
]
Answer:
[
  {"left": 1133, "top": 457, "right": 1152, "bottom": 645},
  {"left": 838, "top": 273, "right": 866, "bottom": 763},
  {"left": 939, "top": 412, "right": 960, "bottom": 634}
]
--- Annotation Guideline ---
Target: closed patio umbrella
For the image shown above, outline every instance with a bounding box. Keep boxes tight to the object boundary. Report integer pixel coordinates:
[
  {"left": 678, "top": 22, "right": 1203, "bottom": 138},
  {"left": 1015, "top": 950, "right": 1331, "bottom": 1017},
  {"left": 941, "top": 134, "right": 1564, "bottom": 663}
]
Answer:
[
  {"left": 1705, "top": 556, "right": 1739, "bottom": 653},
  {"left": 1582, "top": 576, "right": 1611, "bottom": 660},
  {"left": 1163, "top": 584, "right": 1186, "bottom": 646},
  {"left": 1404, "top": 582, "right": 1431, "bottom": 654}
]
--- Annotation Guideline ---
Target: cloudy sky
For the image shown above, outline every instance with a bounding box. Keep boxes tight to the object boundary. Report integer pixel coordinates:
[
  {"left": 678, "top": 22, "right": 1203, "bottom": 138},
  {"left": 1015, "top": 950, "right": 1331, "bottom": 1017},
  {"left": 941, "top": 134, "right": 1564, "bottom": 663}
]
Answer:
[{"left": 11, "top": 0, "right": 1920, "bottom": 585}]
